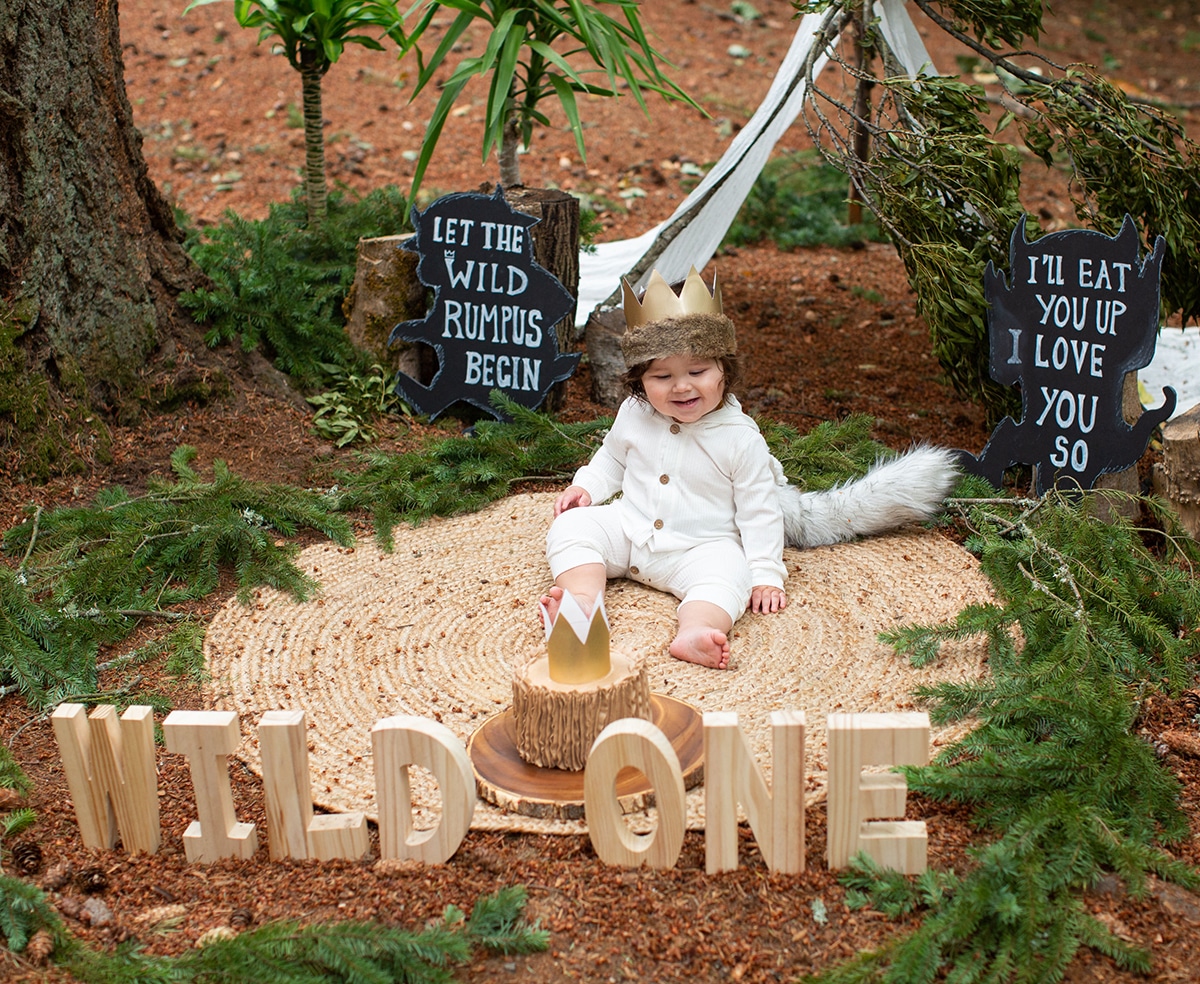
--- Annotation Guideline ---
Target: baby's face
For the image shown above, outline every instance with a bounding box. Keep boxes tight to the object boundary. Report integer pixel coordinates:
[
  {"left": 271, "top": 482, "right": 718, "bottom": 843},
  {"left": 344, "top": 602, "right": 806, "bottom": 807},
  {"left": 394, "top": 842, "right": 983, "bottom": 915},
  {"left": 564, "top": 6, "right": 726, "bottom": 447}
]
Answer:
[{"left": 641, "top": 355, "right": 725, "bottom": 423}]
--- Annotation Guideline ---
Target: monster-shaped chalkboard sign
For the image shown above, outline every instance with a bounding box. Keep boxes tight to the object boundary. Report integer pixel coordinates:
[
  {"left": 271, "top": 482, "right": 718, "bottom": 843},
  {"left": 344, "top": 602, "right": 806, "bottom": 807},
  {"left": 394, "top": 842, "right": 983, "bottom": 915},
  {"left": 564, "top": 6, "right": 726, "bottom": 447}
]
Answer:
[
  {"left": 956, "top": 215, "right": 1177, "bottom": 494},
  {"left": 389, "top": 187, "right": 580, "bottom": 419}
]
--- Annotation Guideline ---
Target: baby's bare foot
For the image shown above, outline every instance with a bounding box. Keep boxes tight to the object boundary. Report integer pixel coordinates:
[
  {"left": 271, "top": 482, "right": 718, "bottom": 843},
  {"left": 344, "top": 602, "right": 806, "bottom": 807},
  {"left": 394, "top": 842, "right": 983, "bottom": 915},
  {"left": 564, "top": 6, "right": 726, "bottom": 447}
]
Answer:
[
  {"left": 538, "top": 585, "right": 565, "bottom": 623},
  {"left": 669, "top": 626, "right": 731, "bottom": 670}
]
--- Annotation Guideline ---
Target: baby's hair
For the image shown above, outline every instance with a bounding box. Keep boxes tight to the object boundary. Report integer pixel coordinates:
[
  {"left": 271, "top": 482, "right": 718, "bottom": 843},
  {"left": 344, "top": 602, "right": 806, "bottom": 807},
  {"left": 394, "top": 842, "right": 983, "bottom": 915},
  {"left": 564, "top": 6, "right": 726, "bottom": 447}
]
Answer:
[{"left": 623, "top": 353, "right": 740, "bottom": 404}]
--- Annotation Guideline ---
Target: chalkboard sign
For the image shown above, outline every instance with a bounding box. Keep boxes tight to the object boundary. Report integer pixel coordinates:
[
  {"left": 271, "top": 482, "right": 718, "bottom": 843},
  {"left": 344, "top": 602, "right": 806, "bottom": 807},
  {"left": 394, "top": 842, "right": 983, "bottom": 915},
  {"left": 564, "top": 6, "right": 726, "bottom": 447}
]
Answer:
[
  {"left": 389, "top": 187, "right": 580, "bottom": 420},
  {"left": 956, "top": 215, "right": 1177, "bottom": 494}
]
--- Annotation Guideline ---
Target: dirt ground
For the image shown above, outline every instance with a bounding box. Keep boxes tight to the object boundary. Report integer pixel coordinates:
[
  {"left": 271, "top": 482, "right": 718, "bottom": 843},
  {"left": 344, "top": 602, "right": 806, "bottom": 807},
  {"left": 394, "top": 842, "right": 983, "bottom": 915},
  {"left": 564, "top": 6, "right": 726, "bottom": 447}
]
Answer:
[{"left": 5, "top": 0, "right": 1200, "bottom": 981}]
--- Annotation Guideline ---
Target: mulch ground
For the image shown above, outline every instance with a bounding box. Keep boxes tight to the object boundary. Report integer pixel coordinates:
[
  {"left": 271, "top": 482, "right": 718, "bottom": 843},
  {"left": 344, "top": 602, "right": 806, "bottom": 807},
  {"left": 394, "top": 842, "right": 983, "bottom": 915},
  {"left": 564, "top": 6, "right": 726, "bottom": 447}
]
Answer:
[{"left": 6, "top": 0, "right": 1200, "bottom": 980}]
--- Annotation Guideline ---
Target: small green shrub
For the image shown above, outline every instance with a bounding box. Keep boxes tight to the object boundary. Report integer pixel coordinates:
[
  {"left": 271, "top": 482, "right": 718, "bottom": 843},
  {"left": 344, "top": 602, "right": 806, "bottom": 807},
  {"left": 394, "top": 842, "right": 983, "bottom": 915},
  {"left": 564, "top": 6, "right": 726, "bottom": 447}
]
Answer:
[
  {"left": 308, "top": 363, "right": 409, "bottom": 446},
  {"left": 180, "top": 187, "right": 410, "bottom": 388},
  {"left": 724, "top": 151, "right": 888, "bottom": 250}
]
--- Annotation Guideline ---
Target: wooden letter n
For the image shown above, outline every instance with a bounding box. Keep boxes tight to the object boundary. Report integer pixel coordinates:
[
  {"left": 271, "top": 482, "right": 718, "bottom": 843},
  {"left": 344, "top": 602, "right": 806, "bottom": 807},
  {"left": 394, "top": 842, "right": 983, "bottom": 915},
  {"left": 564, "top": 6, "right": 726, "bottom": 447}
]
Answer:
[{"left": 704, "top": 710, "right": 805, "bottom": 874}]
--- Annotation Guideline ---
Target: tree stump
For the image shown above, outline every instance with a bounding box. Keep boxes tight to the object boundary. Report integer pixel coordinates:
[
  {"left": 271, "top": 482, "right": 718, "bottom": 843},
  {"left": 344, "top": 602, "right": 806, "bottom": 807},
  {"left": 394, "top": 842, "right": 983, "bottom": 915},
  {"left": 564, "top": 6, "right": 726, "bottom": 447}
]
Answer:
[
  {"left": 504, "top": 187, "right": 580, "bottom": 412},
  {"left": 341, "top": 235, "right": 435, "bottom": 383},
  {"left": 584, "top": 306, "right": 628, "bottom": 408},
  {"left": 511, "top": 650, "right": 651, "bottom": 772},
  {"left": 1093, "top": 372, "right": 1144, "bottom": 522},
  {"left": 1156, "top": 400, "right": 1200, "bottom": 537}
]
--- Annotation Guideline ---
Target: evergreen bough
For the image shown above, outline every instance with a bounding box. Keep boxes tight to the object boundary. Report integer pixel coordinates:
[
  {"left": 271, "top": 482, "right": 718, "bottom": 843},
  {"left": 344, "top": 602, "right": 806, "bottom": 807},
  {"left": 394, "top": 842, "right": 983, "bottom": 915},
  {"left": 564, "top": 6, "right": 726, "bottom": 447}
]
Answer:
[
  {"left": 0, "top": 878, "right": 546, "bottom": 982},
  {"left": 334, "top": 392, "right": 612, "bottom": 548},
  {"left": 179, "top": 187, "right": 411, "bottom": 388},
  {"left": 334, "top": 396, "right": 894, "bottom": 548},
  {"left": 1, "top": 447, "right": 351, "bottom": 708},
  {"left": 797, "top": 0, "right": 1200, "bottom": 423},
  {"left": 4, "top": 446, "right": 353, "bottom": 610},
  {"left": 760, "top": 412, "right": 893, "bottom": 491},
  {"left": 0, "top": 566, "right": 106, "bottom": 710},
  {"left": 812, "top": 491, "right": 1200, "bottom": 983}
]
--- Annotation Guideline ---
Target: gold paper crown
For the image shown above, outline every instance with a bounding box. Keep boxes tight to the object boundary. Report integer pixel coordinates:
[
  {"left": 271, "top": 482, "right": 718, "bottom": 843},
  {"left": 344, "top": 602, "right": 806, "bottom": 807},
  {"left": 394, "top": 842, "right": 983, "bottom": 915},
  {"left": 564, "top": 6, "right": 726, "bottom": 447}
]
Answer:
[
  {"left": 621, "top": 266, "right": 723, "bottom": 329},
  {"left": 540, "top": 591, "right": 611, "bottom": 686}
]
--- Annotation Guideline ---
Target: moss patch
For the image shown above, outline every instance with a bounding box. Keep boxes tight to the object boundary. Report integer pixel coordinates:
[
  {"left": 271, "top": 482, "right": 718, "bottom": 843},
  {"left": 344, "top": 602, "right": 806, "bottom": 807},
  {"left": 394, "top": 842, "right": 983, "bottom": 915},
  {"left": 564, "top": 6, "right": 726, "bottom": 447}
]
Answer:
[{"left": 1, "top": 299, "right": 112, "bottom": 482}]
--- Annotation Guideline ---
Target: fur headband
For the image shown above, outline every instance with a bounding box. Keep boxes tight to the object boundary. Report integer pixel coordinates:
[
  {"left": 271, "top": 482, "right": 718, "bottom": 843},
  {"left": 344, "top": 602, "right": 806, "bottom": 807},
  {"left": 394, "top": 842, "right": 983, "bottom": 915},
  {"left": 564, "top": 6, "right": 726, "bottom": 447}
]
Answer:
[{"left": 620, "top": 312, "right": 737, "bottom": 367}]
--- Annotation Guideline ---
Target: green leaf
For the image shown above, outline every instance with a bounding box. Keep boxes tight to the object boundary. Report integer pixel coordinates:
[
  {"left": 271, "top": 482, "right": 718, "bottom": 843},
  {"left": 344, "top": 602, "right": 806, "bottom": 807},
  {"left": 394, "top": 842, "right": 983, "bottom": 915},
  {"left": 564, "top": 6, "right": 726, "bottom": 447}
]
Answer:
[{"left": 548, "top": 73, "right": 586, "bottom": 161}]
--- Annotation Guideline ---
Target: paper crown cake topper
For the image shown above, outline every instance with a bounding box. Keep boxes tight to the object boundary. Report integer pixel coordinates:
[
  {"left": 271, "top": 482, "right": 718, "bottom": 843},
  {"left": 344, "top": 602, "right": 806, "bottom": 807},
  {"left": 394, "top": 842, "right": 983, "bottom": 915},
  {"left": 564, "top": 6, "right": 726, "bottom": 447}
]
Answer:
[
  {"left": 621, "top": 266, "right": 723, "bottom": 328},
  {"left": 539, "top": 591, "right": 611, "bottom": 685}
]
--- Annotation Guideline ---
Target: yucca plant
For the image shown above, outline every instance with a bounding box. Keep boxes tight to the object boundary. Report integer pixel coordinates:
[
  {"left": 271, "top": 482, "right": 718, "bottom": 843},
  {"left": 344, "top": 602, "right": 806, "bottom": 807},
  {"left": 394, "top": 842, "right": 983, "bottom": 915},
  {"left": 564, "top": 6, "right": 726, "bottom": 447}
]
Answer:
[
  {"left": 185, "top": 0, "right": 406, "bottom": 224},
  {"left": 403, "top": 0, "right": 699, "bottom": 193}
]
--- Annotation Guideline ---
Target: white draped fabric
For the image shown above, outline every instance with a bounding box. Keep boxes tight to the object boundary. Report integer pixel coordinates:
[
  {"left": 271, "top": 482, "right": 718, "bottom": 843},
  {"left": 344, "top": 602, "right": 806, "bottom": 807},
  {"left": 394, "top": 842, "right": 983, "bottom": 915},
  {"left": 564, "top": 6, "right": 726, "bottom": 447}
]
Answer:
[{"left": 574, "top": 0, "right": 935, "bottom": 325}]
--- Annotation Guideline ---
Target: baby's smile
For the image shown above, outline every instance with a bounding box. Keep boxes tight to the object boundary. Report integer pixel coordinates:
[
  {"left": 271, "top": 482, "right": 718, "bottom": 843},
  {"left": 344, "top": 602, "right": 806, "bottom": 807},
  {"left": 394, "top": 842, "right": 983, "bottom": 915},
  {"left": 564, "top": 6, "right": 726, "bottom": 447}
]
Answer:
[{"left": 641, "top": 355, "right": 726, "bottom": 422}]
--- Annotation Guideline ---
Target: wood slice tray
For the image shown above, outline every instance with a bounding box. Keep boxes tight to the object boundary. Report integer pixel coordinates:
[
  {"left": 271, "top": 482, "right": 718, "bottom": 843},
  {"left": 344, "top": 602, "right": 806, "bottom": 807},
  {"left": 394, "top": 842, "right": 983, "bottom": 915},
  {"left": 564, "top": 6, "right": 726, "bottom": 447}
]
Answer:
[{"left": 467, "top": 694, "right": 704, "bottom": 821}]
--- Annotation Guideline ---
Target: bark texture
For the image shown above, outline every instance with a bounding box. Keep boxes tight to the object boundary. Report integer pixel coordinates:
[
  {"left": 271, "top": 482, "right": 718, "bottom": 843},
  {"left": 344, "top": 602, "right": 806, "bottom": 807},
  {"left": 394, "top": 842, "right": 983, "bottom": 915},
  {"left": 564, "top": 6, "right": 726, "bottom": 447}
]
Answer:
[
  {"left": 0, "top": 0, "right": 205, "bottom": 411},
  {"left": 300, "top": 62, "right": 329, "bottom": 225},
  {"left": 503, "top": 186, "right": 580, "bottom": 411}
]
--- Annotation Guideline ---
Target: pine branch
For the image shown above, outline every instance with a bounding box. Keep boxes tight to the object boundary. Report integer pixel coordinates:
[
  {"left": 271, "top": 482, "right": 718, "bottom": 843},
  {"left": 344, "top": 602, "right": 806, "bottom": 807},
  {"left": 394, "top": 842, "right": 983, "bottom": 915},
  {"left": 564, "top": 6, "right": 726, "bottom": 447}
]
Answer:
[
  {"left": 759, "top": 413, "right": 891, "bottom": 491},
  {"left": 0, "top": 748, "right": 30, "bottom": 796},
  {"left": 817, "top": 489, "right": 1200, "bottom": 983},
  {"left": 335, "top": 393, "right": 610, "bottom": 548},
  {"left": 0, "top": 875, "right": 68, "bottom": 957},
  {"left": 44, "top": 885, "right": 546, "bottom": 984},
  {"left": 0, "top": 567, "right": 103, "bottom": 711},
  {"left": 4, "top": 447, "right": 354, "bottom": 610}
]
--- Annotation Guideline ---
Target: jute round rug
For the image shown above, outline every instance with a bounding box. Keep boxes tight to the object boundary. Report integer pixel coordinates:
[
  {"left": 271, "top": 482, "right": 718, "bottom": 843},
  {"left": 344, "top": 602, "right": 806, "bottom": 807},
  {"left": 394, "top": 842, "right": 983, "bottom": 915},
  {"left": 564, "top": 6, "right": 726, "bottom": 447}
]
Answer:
[{"left": 204, "top": 492, "right": 992, "bottom": 835}]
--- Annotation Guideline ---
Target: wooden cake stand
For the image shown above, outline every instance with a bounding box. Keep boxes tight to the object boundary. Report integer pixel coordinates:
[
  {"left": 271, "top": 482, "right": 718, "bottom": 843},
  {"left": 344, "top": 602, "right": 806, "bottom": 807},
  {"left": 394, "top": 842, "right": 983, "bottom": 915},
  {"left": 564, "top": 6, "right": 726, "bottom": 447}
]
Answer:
[{"left": 467, "top": 693, "right": 704, "bottom": 820}]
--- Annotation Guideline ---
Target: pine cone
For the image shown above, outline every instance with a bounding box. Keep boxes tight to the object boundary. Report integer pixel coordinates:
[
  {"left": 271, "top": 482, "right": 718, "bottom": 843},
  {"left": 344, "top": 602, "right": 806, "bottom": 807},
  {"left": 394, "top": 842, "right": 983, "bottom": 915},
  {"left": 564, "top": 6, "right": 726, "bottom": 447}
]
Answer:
[
  {"left": 23, "top": 928, "right": 54, "bottom": 966},
  {"left": 57, "top": 896, "right": 84, "bottom": 921},
  {"left": 1161, "top": 730, "right": 1200, "bottom": 759},
  {"left": 11, "top": 841, "right": 43, "bottom": 877},
  {"left": 0, "top": 786, "right": 22, "bottom": 810},
  {"left": 77, "top": 865, "right": 109, "bottom": 894},
  {"left": 230, "top": 907, "right": 254, "bottom": 929},
  {"left": 1181, "top": 689, "right": 1200, "bottom": 717},
  {"left": 196, "top": 926, "right": 237, "bottom": 947},
  {"left": 41, "top": 860, "right": 75, "bottom": 891}
]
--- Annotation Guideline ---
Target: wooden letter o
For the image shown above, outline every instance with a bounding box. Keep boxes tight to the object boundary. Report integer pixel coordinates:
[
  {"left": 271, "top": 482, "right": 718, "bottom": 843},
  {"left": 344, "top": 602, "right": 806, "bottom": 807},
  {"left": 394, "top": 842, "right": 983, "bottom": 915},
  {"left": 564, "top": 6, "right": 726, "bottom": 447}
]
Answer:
[
  {"left": 371, "top": 715, "right": 476, "bottom": 863},
  {"left": 584, "top": 718, "right": 686, "bottom": 868}
]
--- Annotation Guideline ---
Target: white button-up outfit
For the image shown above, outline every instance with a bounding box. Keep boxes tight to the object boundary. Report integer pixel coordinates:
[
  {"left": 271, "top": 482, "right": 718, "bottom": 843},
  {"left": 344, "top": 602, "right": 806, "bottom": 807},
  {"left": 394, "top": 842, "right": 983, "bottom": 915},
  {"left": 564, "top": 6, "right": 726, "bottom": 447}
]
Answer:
[{"left": 546, "top": 395, "right": 787, "bottom": 621}]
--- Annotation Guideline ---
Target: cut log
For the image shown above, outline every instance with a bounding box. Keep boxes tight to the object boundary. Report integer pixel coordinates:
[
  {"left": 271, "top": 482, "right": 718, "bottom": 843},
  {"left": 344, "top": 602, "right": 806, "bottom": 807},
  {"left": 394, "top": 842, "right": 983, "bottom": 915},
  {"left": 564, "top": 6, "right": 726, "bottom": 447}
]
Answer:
[
  {"left": 341, "top": 234, "right": 435, "bottom": 382},
  {"left": 585, "top": 306, "right": 628, "bottom": 408},
  {"left": 1092, "top": 373, "right": 1145, "bottom": 521},
  {"left": 504, "top": 188, "right": 580, "bottom": 412},
  {"left": 1157, "top": 401, "right": 1200, "bottom": 538}
]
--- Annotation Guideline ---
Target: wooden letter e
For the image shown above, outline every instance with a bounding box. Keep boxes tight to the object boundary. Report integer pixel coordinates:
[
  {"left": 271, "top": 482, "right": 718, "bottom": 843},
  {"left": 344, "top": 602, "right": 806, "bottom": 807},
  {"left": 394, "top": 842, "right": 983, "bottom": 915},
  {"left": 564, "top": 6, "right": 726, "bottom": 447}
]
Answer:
[{"left": 826, "top": 711, "right": 929, "bottom": 874}]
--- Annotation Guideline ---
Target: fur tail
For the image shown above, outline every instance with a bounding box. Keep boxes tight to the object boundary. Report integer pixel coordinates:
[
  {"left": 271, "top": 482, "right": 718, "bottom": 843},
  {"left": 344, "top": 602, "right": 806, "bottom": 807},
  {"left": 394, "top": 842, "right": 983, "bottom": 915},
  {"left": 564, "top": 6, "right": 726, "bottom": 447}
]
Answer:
[{"left": 781, "top": 445, "right": 960, "bottom": 549}]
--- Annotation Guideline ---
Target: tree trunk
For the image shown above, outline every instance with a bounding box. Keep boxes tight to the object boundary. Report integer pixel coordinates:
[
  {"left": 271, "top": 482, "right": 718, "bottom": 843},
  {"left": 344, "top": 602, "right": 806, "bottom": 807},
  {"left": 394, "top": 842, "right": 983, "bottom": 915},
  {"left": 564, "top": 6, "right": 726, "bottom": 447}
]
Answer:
[
  {"left": 0, "top": 0, "right": 286, "bottom": 476},
  {"left": 300, "top": 61, "right": 329, "bottom": 225},
  {"left": 503, "top": 188, "right": 580, "bottom": 412},
  {"left": 499, "top": 115, "right": 522, "bottom": 189}
]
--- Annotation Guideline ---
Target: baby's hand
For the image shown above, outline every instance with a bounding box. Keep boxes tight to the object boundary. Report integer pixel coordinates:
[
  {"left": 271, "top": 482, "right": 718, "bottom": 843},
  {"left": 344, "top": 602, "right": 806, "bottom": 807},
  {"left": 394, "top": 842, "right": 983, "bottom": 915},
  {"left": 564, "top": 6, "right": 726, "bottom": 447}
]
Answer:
[
  {"left": 554, "top": 485, "right": 592, "bottom": 516},
  {"left": 750, "top": 585, "right": 787, "bottom": 613}
]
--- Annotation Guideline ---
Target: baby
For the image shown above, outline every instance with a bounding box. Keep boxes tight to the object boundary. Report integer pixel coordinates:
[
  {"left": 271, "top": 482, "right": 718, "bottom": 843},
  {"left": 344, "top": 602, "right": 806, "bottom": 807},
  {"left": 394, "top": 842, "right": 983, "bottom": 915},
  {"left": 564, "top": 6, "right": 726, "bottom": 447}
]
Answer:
[{"left": 542, "top": 267, "right": 787, "bottom": 670}]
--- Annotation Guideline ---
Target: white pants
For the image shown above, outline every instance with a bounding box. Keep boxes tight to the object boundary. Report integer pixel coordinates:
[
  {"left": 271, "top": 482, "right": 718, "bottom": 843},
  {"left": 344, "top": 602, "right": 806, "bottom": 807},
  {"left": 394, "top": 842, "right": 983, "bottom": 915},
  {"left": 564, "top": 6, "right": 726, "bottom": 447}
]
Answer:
[{"left": 546, "top": 503, "right": 752, "bottom": 623}]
